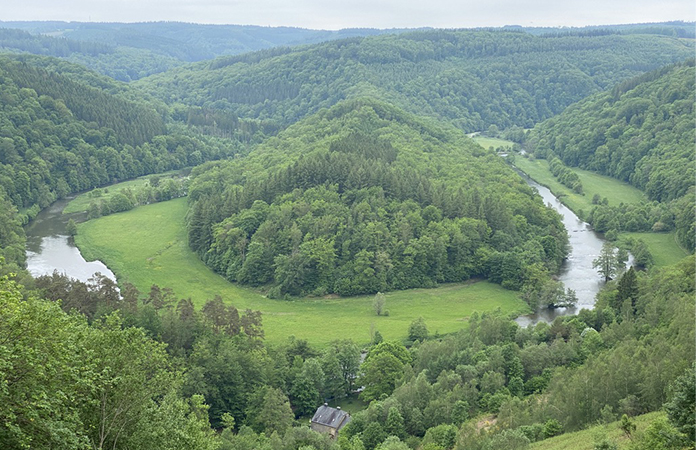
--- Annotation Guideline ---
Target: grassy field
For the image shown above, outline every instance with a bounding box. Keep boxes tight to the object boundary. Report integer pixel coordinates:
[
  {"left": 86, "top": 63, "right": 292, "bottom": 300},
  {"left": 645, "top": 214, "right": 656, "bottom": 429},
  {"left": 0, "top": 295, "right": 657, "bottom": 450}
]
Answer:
[
  {"left": 530, "top": 411, "right": 664, "bottom": 450},
  {"left": 513, "top": 156, "right": 647, "bottom": 213},
  {"left": 331, "top": 394, "right": 368, "bottom": 415},
  {"left": 511, "top": 156, "right": 687, "bottom": 267},
  {"left": 472, "top": 135, "right": 514, "bottom": 150},
  {"left": 63, "top": 170, "right": 185, "bottom": 214},
  {"left": 618, "top": 232, "right": 689, "bottom": 267},
  {"left": 75, "top": 198, "right": 529, "bottom": 346}
]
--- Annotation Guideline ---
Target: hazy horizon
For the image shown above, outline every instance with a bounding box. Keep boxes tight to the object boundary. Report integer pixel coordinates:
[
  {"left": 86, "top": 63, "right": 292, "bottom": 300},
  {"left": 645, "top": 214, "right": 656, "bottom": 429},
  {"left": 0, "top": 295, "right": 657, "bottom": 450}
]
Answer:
[{"left": 2, "top": 0, "right": 694, "bottom": 31}]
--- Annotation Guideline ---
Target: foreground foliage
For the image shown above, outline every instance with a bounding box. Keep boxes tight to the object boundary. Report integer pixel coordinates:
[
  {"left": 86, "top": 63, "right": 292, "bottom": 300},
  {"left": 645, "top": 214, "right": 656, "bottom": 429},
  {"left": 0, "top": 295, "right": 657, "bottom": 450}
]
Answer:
[{"left": 0, "top": 273, "right": 217, "bottom": 450}]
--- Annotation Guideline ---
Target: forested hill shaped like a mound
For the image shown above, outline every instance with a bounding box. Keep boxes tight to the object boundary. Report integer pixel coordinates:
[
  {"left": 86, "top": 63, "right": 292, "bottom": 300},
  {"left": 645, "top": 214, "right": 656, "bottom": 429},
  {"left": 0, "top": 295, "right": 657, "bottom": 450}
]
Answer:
[
  {"left": 186, "top": 99, "right": 568, "bottom": 298},
  {"left": 135, "top": 29, "right": 695, "bottom": 132},
  {"left": 525, "top": 59, "right": 695, "bottom": 250},
  {"left": 0, "top": 55, "right": 240, "bottom": 269}
]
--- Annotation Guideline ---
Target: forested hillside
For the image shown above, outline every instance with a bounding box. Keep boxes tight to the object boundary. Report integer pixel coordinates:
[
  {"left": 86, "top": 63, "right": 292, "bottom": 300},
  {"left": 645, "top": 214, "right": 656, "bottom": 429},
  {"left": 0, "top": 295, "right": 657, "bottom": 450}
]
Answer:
[
  {"left": 186, "top": 99, "right": 568, "bottom": 298},
  {"left": 0, "top": 27, "right": 113, "bottom": 57},
  {"left": 0, "top": 55, "right": 242, "bottom": 269},
  {"left": 525, "top": 59, "right": 695, "bottom": 250},
  {"left": 136, "top": 30, "right": 694, "bottom": 132},
  {"left": 0, "top": 21, "right": 410, "bottom": 81}
]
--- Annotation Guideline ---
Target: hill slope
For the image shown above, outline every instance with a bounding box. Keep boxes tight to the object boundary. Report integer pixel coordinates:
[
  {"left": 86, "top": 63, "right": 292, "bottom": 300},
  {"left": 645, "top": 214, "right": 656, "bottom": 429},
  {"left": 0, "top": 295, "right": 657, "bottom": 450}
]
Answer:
[
  {"left": 525, "top": 59, "right": 695, "bottom": 251},
  {"left": 186, "top": 98, "right": 568, "bottom": 297},
  {"left": 0, "top": 55, "right": 240, "bottom": 268},
  {"left": 136, "top": 29, "right": 694, "bottom": 132}
]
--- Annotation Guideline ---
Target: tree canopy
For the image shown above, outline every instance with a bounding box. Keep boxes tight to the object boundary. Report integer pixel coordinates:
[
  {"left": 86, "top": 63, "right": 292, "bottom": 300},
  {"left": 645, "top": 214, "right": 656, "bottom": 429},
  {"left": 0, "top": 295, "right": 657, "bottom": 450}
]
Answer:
[{"left": 186, "top": 99, "right": 568, "bottom": 297}]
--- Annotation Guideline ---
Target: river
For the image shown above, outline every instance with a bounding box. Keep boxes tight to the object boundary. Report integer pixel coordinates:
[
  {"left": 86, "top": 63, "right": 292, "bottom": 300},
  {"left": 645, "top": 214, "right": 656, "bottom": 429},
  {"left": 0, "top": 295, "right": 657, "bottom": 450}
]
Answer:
[
  {"left": 514, "top": 174, "right": 606, "bottom": 326},
  {"left": 25, "top": 175, "right": 607, "bottom": 326},
  {"left": 25, "top": 196, "right": 117, "bottom": 283}
]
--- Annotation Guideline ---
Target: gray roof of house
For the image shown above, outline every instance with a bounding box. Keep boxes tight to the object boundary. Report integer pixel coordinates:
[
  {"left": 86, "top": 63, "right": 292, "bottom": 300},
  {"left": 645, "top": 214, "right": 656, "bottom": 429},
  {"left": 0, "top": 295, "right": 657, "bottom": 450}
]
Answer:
[{"left": 311, "top": 405, "right": 351, "bottom": 430}]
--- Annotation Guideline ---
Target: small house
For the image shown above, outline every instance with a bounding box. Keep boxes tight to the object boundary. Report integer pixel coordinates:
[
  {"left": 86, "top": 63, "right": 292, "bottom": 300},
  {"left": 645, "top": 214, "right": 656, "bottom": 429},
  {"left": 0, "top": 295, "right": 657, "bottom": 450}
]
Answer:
[{"left": 310, "top": 404, "right": 351, "bottom": 439}]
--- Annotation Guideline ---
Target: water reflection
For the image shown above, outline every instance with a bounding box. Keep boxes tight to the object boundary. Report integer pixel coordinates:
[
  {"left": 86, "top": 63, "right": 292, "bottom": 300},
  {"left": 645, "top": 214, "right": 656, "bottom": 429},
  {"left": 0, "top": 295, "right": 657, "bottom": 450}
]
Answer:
[
  {"left": 515, "top": 175, "right": 606, "bottom": 327},
  {"left": 25, "top": 197, "right": 116, "bottom": 283}
]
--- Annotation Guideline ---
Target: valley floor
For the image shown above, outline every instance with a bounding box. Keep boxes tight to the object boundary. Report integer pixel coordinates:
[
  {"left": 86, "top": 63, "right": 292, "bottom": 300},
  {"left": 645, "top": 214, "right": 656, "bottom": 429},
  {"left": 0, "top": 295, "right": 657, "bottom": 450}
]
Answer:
[{"left": 75, "top": 197, "right": 529, "bottom": 346}]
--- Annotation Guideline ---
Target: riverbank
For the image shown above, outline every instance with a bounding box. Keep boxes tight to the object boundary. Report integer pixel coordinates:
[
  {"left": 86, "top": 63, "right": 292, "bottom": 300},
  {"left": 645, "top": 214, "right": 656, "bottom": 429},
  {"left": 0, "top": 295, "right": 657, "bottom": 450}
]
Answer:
[
  {"left": 25, "top": 196, "right": 117, "bottom": 283},
  {"left": 513, "top": 156, "right": 688, "bottom": 267},
  {"left": 512, "top": 156, "right": 646, "bottom": 216}
]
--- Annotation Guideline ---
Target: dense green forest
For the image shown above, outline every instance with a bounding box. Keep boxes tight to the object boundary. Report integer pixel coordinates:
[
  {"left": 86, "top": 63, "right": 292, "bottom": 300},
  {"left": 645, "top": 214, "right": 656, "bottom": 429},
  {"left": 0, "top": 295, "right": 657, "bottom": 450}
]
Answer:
[
  {"left": 0, "top": 54, "right": 246, "bottom": 269},
  {"left": 0, "top": 22, "right": 694, "bottom": 450},
  {"left": 525, "top": 59, "right": 695, "bottom": 250},
  {"left": 0, "top": 21, "right": 411, "bottom": 81},
  {"left": 186, "top": 98, "right": 568, "bottom": 298},
  {"left": 135, "top": 30, "right": 694, "bottom": 132}
]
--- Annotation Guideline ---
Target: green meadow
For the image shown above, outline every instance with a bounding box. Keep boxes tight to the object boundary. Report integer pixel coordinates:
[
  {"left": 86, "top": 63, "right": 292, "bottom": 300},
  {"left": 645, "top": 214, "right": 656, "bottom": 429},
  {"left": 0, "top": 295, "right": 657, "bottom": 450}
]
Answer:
[
  {"left": 63, "top": 170, "right": 185, "bottom": 214},
  {"left": 530, "top": 411, "right": 664, "bottom": 450},
  {"left": 75, "top": 198, "right": 529, "bottom": 346},
  {"left": 618, "top": 232, "right": 689, "bottom": 268},
  {"left": 513, "top": 156, "right": 647, "bottom": 213},
  {"left": 471, "top": 135, "right": 515, "bottom": 150}
]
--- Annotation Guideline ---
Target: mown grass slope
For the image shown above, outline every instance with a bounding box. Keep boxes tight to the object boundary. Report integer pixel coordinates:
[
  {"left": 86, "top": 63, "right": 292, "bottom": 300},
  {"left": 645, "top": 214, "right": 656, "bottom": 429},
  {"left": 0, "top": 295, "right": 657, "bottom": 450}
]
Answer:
[{"left": 530, "top": 411, "right": 664, "bottom": 450}]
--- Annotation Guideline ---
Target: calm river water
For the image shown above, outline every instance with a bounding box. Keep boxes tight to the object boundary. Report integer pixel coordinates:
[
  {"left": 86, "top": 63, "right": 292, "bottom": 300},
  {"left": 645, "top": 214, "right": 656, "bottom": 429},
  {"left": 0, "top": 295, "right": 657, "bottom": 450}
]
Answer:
[
  {"left": 25, "top": 197, "right": 116, "bottom": 283},
  {"left": 25, "top": 175, "right": 607, "bottom": 325},
  {"left": 514, "top": 175, "right": 606, "bottom": 326}
]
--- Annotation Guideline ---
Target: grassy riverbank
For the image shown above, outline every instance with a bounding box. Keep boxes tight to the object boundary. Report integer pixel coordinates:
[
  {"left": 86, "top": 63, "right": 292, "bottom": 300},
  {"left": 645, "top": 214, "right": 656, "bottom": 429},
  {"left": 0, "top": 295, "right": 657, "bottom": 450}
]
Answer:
[
  {"left": 513, "top": 156, "right": 646, "bottom": 213},
  {"left": 75, "top": 198, "right": 529, "bottom": 346},
  {"left": 63, "top": 170, "right": 186, "bottom": 214},
  {"left": 512, "top": 155, "right": 687, "bottom": 267}
]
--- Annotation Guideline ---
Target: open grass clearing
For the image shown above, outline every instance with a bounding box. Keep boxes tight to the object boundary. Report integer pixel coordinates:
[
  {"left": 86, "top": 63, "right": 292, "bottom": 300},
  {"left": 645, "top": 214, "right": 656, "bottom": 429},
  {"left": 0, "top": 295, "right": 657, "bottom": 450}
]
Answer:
[
  {"left": 530, "top": 411, "right": 664, "bottom": 450},
  {"left": 472, "top": 135, "right": 514, "bottom": 150},
  {"left": 63, "top": 170, "right": 186, "bottom": 214},
  {"left": 330, "top": 394, "right": 367, "bottom": 415},
  {"left": 618, "top": 232, "right": 689, "bottom": 268},
  {"left": 513, "top": 156, "right": 646, "bottom": 213},
  {"left": 75, "top": 198, "right": 529, "bottom": 346}
]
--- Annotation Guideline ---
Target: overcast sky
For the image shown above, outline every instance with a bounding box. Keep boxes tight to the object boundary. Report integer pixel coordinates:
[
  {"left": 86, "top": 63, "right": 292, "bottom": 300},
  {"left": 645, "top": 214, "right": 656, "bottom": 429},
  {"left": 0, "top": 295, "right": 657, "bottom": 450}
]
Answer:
[{"left": 2, "top": 0, "right": 694, "bottom": 30}]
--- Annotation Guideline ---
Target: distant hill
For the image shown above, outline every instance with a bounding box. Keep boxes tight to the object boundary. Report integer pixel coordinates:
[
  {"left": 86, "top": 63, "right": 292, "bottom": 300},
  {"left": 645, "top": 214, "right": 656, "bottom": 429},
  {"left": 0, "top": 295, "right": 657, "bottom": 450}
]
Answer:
[
  {"left": 135, "top": 29, "right": 695, "bottom": 132},
  {"left": 0, "top": 21, "right": 416, "bottom": 81},
  {"left": 0, "top": 21, "right": 692, "bottom": 82}
]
